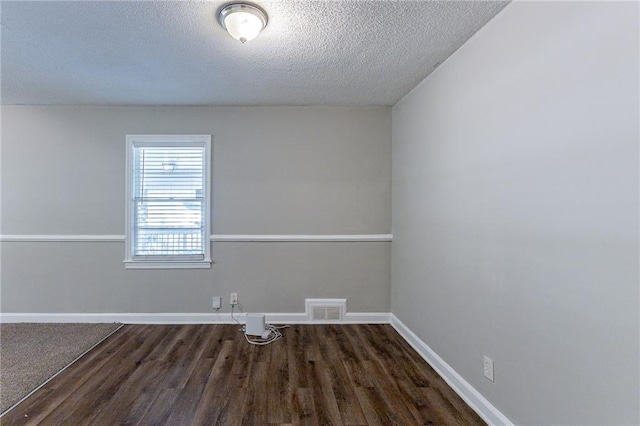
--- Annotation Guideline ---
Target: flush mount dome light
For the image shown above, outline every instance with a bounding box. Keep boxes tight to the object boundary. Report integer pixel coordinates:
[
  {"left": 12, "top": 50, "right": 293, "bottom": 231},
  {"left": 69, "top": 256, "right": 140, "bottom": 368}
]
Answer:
[{"left": 218, "top": 3, "right": 268, "bottom": 43}]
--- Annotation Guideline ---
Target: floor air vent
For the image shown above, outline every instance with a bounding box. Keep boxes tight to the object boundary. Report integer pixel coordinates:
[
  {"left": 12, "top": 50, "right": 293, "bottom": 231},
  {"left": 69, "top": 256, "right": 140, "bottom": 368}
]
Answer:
[{"left": 306, "top": 299, "right": 346, "bottom": 322}]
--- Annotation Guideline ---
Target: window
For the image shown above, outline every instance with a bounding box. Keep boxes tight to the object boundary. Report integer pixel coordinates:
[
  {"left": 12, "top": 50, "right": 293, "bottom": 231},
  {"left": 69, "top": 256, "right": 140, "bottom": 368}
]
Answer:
[{"left": 125, "top": 135, "right": 211, "bottom": 269}]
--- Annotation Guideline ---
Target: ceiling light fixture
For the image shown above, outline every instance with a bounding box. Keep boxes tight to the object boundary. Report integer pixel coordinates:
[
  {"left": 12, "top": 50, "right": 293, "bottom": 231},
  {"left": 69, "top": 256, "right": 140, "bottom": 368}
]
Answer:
[{"left": 218, "top": 3, "right": 268, "bottom": 43}]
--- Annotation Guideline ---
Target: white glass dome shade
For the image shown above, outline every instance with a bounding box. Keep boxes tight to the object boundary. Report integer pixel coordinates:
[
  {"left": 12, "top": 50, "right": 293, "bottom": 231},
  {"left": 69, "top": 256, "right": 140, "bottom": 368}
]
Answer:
[{"left": 218, "top": 3, "right": 268, "bottom": 43}]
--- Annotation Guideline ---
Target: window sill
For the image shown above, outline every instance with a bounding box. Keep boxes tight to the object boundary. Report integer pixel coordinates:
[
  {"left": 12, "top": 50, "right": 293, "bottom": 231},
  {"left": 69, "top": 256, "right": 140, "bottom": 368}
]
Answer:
[{"left": 123, "top": 260, "right": 212, "bottom": 270}]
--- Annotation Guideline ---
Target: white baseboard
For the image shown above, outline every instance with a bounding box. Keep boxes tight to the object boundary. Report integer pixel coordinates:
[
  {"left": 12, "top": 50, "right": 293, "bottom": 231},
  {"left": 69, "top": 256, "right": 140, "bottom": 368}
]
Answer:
[
  {"left": 0, "top": 313, "right": 232, "bottom": 324},
  {"left": 343, "top": 312, "right": 390, "bottom": 323},
  {"left": 0, "top": 312, "right": 391, "bottom": 325},
  {"left": 264, "top": 313, "right": 308, "bottom": 324},
  {"left": 390, "top": 314, "right": 513, "bottom": 426}
]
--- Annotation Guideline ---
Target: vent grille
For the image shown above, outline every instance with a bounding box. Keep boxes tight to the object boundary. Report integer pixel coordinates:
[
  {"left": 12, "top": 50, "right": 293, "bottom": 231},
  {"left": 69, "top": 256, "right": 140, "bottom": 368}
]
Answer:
[
  {"left": 312, "top": 306, "right": 341, "bottom": 321},
  {"left": 306, "top": 299, "right": 346, "bottom": 322}
]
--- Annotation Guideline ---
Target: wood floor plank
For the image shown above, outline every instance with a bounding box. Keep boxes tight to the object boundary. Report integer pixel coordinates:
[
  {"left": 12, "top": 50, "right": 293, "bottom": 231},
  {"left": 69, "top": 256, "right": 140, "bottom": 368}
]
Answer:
[
  {"left": 303, "top": 327, "right": 322, "bottom": 362},
  {"left": 341, "top": 324, "right": 374, "bottom": 361},
  {"left": 87, "top": 359, "right": 170, "bottom": 425},
  {"left": 214, "top": 387, "right": 248, "bottom": 425},
  {"left": 359, "top": 326, "right": 445, "bottom": 424},
  {"left": 47, "top": 358, "right": 143, "bottom": 425},
  {"left": 230, "top": 330, "right": 255, "bottom": 389},
  {"left": 326, "top": 362, "right": 367, "bottom": 425},
  {"left": 240, "top": 361, "right": 270, "bottom": 424},
  {"left": 267, "top": 339, "right": 292, "bottom": 424},
  {"left": 316, "top": 326, "right": 367, "bottom": 425},
  {"left": 162, "top": 356, "right": 216, "bottom": 425},
  {"left": 309, "top": 360, "right": 344, "bottom": 425},
  {"left": 145, "top": 325, "right": 181, "bottom": 361},
  {"left": 361, "top": 359, "right": 423, "bottom": 425},
  {"left": 386, "top": 361, "right": 448, "bottom": 425},
  {"left": 51, "top": 325, "right": 173, "bottom": 425},
  {"left": 382, "top": 326, "right": 486, "bottom": 425},
  {"left": 251, "top": 339, "right": 274, "bottom": 363},
  {"left": 328, "top": 324, "right": 360, "bottom": 363},
  {"left": 135, "top": 387, "right": 180, "bottom": 425},
  {"left": 355, "top": 385, "right": 400, "bottom": 426},
  {"left": 342, "top": 358, "right": 374, "bottom": 388},
  {"left": 2, "top": 324, "right": 485, "bottom": 426},
  {"left": 380, "top": 325, "right": 441, "bottom": 386},
  {"left": 291, "top": 388, "right": 317, "bottom": 426},
  {"left": 162, "top": 324, "right": 211, "bottom": 389},
  {"left": 191, "top": 339, "right": 237, "bottom": 424},
  {"left": 287, "top": 326, "right": 310, "bottom": 389}
]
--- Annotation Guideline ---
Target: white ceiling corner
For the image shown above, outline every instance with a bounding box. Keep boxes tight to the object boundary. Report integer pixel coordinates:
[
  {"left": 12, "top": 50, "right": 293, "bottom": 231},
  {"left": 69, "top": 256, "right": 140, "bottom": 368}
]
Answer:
[{"left": 0, "top": 0, "right": 510, "bottom": 106}]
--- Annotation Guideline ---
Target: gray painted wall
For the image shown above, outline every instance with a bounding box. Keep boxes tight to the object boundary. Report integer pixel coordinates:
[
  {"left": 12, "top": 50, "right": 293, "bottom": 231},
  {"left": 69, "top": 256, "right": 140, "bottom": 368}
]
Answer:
[
  {"left": 391, "top": 2, "right": 639, "bottom": 425},
  {"left": 1, "top": 106, "right": 391, "bottom": 313}
]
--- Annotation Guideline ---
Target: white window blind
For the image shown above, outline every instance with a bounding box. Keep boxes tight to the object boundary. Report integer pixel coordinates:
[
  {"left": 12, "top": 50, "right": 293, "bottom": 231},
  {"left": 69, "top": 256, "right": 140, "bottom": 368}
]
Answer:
[{"left": 125, "top": 135, "right": 211, "bottom": 269}]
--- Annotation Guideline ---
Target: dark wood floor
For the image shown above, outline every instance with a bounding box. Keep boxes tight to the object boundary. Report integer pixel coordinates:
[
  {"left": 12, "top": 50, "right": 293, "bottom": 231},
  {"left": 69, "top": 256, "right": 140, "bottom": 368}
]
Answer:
[{"left": 2, "top": 324, "right": 485, "bottom": 425}]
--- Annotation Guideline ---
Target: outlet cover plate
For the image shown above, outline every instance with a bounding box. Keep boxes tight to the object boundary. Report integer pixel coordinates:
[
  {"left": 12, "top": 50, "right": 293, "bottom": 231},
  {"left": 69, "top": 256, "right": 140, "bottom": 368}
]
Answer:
[{"left": 484, "top": 356, "right": 494, "bottom": 382}]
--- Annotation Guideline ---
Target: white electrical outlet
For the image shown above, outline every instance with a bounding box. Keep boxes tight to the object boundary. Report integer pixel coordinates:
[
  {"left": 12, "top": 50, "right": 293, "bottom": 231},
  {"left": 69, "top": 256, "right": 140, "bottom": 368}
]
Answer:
[
  {"left": 484, "top": 356, "right": 494, "bottom": 382},
  {"left": 230, "top": 292, "right": 238, "bottom": 305},
  {"left": 212, "top": 296, "right": 221, "bottom": 309}
]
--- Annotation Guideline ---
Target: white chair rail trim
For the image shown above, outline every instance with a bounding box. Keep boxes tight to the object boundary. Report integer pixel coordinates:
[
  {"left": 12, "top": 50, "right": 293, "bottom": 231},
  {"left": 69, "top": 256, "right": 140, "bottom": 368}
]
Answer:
[{"left": 0, "top": 234, "right": 392, "bottom": 243}]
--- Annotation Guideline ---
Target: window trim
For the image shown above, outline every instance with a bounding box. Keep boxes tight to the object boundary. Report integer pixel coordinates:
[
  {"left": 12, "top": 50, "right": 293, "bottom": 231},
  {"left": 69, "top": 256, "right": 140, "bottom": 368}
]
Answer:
[{"left": 124, "top": 135, "right": 212, "bottom": 269}]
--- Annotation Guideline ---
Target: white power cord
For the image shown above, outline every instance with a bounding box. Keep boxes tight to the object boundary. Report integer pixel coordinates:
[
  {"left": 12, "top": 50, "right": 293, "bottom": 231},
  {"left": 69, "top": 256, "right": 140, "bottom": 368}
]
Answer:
[
  {"left": 243, "top": 324, "right": 284, "bottom": 345},
  {"left": 244, "top": 323, "right": 289, "bottom": 346},
  {"left": 230, "top": 304, "right": 241, "bottom": 325}
]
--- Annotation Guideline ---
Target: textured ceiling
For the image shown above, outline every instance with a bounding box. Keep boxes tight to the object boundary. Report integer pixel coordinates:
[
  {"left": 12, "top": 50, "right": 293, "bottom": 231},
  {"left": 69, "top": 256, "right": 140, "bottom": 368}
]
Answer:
[{"left": 1, "top": 1, "right": 509, "bottom": 106}]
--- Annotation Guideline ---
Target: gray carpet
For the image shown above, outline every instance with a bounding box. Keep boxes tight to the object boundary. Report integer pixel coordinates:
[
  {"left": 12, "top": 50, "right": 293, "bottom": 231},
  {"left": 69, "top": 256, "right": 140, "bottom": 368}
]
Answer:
[{"left": 0, "top": 322, "right": 122, "bottom": 413}]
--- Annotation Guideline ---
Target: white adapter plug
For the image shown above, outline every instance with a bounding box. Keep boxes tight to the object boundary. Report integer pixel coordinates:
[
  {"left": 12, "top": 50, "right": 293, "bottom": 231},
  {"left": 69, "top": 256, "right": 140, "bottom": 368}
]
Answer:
[{"left": 245, "top": 313, "right": 266, "bottom": 336}]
